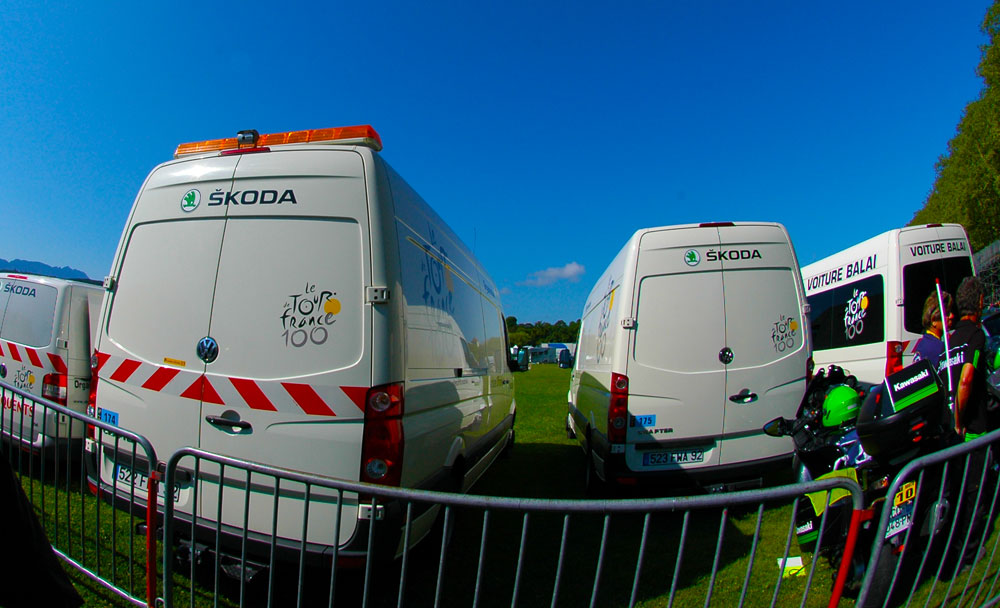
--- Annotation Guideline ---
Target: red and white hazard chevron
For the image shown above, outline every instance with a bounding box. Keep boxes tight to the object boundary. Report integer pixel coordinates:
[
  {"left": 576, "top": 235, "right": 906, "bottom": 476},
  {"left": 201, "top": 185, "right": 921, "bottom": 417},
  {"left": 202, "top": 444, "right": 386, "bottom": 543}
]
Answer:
[
  {"left": 94, "top": 352, "right": 366, "bottom": 418},
  {"left": 0, "top": 341, "right": 68, "bottom": 373}
]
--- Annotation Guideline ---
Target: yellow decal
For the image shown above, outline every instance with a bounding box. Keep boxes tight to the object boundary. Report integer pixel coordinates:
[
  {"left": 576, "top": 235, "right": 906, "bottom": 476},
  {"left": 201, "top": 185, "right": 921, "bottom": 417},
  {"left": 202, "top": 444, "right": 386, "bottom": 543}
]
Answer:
[
  {"left": 163, "top": 357, "right": 187, "bottom": 368},
  {"left": 861, "top": 296, "right": 869, "bottom": 310},
  {"left": 27, "top": 373, "right": 35, "bottom": 386},
  {"left": 894, "top": 481, "right": 916, "bottom": 507},
  {"left": 609, "top": 289, "right": 615, "bottom": 310},
  {"left": 324, "top": 298, "right": 341, "bottom": 315},
  {"left": 790, "top": 320, "right": 798, "bottom": 331}
]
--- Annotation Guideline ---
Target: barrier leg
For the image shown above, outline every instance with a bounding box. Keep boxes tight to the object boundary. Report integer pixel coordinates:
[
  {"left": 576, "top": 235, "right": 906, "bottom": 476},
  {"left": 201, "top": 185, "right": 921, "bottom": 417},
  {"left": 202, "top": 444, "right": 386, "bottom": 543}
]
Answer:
[
  {"left": 829, "top": 508, "right": 866, "bottom": 608},
  {"left": 147, "top": 474, "right": 159, "bottom": 607}
]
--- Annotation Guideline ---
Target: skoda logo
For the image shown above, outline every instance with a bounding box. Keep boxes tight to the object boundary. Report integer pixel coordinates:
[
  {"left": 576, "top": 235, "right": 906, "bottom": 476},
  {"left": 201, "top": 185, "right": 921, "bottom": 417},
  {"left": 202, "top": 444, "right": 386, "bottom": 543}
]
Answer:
[
  {"left": 181, "top": 189, "right": 201, "bottom": 212},
  {"left": 684, "top": 249, "right": 701, "bottom": 266},
  {"left": 197, "top": 336, "right": 219, "bottom": 364}
]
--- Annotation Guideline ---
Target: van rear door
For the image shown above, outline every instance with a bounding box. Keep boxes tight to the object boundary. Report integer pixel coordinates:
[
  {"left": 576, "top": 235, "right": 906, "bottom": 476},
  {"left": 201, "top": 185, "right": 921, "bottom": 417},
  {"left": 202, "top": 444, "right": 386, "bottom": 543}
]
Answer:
[
  {"left": 197, "top": 150, "right": 371, "bottom": 548},
  {"left": 98, "top": 156, "right": 239, "bottom": 513},
  {"left": 716, "top": 224, "right": 803, "bottom": 465},
  {"left": 625, "top": 226, "right": 726, "bottom": 472}
]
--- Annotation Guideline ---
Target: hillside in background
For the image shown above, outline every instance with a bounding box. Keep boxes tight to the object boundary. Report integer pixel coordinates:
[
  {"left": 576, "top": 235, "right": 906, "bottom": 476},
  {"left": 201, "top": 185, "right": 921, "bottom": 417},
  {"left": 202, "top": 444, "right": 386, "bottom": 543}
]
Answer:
[{"left": 0, "top": 258, "right": 89, "bottom": 280}]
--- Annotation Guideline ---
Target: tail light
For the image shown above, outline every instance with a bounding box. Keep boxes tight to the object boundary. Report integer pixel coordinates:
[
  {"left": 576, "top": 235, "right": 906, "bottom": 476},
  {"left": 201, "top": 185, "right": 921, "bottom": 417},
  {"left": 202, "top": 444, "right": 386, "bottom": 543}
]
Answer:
[
  {"left": 608, "top": 373, "right": 629, "bottom": 444},
  {"left": 42, "top": 373, "right": 67, "bottom": 406},
  {"left": 360, "top": 382, "right": 405, "bottom": 487},
  {"left": 885, "top": 341, "right": 904, "bottom": 377},
  {"left": 87, "top": 353, "right": 101, "bottom": 441}
]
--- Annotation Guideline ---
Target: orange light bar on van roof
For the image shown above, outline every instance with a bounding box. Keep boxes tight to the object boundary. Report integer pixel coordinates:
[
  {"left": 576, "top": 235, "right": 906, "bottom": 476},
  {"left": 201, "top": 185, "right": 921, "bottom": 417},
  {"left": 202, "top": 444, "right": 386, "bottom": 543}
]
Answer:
[{"left": 174, "top": 125, "right": 383, "bottom": 158}]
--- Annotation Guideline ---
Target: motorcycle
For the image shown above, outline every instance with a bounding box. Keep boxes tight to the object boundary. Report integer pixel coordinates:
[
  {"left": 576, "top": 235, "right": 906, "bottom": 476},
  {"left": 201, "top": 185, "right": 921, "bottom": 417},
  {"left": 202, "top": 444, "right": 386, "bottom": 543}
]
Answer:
[{"left": 764, "top": 361, "right": 950, "bottom": 604}]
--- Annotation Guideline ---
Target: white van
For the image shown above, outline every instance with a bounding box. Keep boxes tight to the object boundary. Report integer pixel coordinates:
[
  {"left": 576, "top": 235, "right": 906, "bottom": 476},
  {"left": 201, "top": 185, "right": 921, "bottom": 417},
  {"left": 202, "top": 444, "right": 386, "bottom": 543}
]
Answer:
[
  {"left": 566, "top": 222, "right": 811, "bottom": 492},
  {"left": 88, "top": 125, "right": 515, "bottom": 561},
  {"left": 802, "top": 224, "right": 974, "bottom": 383},
  {"left": 0, "top": 273, "right": 103, "bottom": 452}
]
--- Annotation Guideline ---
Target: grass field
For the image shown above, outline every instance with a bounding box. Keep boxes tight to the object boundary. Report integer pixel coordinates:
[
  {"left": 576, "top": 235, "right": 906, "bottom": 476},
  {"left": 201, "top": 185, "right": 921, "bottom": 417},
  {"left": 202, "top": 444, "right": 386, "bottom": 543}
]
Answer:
[{"left": 22, "top": 364, "right": 998, "bottom": 606}]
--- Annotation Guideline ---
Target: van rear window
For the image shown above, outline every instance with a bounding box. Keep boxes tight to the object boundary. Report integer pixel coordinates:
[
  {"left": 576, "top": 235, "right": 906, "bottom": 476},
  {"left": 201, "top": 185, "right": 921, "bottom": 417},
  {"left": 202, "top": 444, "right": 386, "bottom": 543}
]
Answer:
[
  {"left": 902, "top": 256, "right": 974, "bottom": 334},
  {"left": 0, "top": 280, "right": 58, "bottom": 348},
  {"left": 808, "top": 274, "right": 885, "bottom": 350}
]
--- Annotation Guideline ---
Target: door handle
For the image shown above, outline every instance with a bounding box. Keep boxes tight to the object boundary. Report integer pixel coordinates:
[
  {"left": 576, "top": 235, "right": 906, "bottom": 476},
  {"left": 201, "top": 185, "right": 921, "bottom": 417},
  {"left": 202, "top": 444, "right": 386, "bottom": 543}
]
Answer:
[
  {"left": 205, "top": 415, "right": 252, "bottom": 431},
  {"left": 729, "top": 389, "right": 758, "bottom": 404}
]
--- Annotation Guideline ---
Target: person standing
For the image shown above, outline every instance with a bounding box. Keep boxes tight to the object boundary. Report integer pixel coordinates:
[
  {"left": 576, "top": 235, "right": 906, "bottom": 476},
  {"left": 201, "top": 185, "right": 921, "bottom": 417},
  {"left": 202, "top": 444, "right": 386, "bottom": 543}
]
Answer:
[
  {"left": 942, "top": 276, "right": 992, "bottom": 571},
  {"left": 947, "top": 277, "right": 989, "bottom": 440},
  {"left": 913, "top": 291, "right": 955, "bottom": 373}
]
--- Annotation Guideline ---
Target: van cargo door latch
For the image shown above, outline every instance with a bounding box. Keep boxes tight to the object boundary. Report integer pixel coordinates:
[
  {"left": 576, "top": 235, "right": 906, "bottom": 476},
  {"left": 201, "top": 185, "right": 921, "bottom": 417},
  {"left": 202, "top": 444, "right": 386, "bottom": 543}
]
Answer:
[{"left": 366, "top": 287, "right": 389, "bottom": 304}]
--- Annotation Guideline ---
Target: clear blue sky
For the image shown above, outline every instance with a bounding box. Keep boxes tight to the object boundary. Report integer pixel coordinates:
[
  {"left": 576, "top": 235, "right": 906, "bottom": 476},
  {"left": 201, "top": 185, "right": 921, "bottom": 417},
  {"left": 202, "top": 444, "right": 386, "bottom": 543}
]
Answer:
[{"left": 0, "top": 2, "right": 991, "bottom": 323}]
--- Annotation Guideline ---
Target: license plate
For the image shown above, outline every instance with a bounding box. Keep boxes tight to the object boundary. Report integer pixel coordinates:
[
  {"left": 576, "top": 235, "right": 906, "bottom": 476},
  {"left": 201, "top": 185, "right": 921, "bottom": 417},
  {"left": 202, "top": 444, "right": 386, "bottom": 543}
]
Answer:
[
  {"left": 886, "top": 481, "right": 917, "bottom": 539},
  {"left": 115, "top": 464, "right": 180, "bottom": 503},
  {"left": 97, "top": 408, "right": 119, "bottom": 426},
  {"left": 643, "top": 449, "right": 705, "bottom": 466}
]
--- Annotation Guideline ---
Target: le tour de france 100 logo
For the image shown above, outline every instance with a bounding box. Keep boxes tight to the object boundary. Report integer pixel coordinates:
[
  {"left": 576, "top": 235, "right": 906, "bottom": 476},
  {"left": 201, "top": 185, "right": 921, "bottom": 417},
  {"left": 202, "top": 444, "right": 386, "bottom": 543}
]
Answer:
[
  {"left": 772, "top": 314, "right": 799, "bottom": 352},
  {"left": 279, "top": 282, "right": 341, "bottom": 348},
  {"left": 843, "top": 288, "right": 869, "bottom": 341}
]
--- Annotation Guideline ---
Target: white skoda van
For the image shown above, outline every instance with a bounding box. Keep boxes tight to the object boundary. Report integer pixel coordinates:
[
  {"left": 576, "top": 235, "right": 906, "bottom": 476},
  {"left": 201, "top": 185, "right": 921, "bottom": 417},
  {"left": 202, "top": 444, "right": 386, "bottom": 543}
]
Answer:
[
  {"left": 567, "top": 222, "right": 811, "bottom": 492},
  {"left": 88, "top": 125, "right": 515, "bottom": 561},
  {"left": 802, "top": 224, "right": 974, "bottom": 383},
  {"left": 0, "top": 273, "right": 103, "bottom": 453}
]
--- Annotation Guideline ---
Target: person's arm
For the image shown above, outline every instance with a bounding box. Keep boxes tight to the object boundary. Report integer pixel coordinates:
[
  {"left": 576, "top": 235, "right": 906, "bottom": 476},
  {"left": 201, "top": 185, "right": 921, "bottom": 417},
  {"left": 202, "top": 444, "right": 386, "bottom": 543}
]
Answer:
[{"left": 955, "top": 362, "right": 975, "bottom": 435}]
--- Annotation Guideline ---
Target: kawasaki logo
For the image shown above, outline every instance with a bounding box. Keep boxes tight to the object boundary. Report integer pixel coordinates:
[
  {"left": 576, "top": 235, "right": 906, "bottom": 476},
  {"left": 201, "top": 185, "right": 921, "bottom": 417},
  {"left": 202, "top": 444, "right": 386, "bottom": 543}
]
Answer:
[
  {"left": 706, "top": 249, "right": 762, "bottom": 261},
  {"left": 893, "top": 368, "right": 929, "bottom": 393},
  {"left": 209, "top": 189, "right": 298, "bottom": 206}
]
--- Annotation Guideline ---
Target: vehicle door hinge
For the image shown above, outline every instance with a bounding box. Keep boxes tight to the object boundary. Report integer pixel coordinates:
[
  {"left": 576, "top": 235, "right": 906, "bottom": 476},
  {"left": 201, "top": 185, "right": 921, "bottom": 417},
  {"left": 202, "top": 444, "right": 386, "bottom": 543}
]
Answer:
[
  {"left": 621, "top": 318, "right": 637, "bottom": 329},
  {"left": 56, "top": 339, "right": 69, "bottom": 349},
  {"left": 103, "top": 276, "right": 116, "bottom": 291},
  {"left": 895, "top": 297, "right": 904, "bottom": 306},
  {"left": 366, "top": 287, "right": 389, "bottom": 304}
]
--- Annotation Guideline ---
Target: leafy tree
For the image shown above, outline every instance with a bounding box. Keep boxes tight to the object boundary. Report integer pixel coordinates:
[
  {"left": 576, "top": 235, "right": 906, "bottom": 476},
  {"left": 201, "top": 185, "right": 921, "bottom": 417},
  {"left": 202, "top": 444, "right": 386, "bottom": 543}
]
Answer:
[
  {"left": 505, "top": 317, "right": 582, "bottom": 345},
  {"left": 912, "top": 1, "right": 1000, "bottom": 250}
]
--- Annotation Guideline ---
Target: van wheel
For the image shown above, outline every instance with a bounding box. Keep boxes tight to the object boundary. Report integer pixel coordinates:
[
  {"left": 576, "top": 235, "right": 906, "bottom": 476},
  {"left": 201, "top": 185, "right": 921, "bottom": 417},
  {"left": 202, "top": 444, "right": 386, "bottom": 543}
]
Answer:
[
  {"left": 503, "top": 429, "right": 515, "bottom": 458},
  {"left": 584, "top": 446, "right": 608, "bottom": 498}
]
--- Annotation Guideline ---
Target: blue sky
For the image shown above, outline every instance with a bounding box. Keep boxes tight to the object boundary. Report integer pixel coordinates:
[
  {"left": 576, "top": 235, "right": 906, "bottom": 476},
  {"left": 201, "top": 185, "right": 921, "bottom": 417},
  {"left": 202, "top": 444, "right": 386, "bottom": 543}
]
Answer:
[{"left": 0, "top": 2, "right": 991, "bottom": 323}]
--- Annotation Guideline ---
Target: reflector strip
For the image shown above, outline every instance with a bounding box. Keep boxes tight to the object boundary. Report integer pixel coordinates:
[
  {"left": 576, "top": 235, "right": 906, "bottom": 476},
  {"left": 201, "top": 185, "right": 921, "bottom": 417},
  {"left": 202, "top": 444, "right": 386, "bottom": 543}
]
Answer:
[
  {"left": 110, "top": 359, "right": 142, "bottom": 383},
  {"left": 282, "top": 383, "right": 336, "bottom": 417},
  {"left": 230, "top": 377, "right": 277, "bottom": 412},
  {"left": 47, "top": 353, "right": 68, "bottom": 374},
  {"left": 340, "top": 386, "right": 368, "bottom": 412},
  {"left": 26, "top": 348, "right": 42, "bottom": 368},
  {"left": 0, "top": 344, "right": 66, "bottom": 373},
  {"left": 180, "top": 376, "right": 225, "bottom": 405},
  {"left": 94, "top": 351, "right": 360, "bottom": 418},
  {"left": 142, "top": 367, "right": 181, "bottom": 392}
]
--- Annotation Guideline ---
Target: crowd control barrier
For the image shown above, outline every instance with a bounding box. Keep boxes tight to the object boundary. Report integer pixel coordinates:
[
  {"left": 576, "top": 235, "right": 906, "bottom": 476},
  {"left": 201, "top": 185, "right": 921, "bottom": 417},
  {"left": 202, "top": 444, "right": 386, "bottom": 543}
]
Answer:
[
  {"left": 0, "top": 380, "right": 159, "bottom": 607},
  {"left": 859, "top": 428, "right": 1000, "bottom": 608},
  {"left": 160, "top": 447, "right": 865, "bottom": 608}
]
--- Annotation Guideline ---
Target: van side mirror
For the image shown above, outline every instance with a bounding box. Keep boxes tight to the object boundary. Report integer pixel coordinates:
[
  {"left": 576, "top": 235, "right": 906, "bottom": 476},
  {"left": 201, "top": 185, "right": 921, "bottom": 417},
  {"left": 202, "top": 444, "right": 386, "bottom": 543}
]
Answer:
[
  {"left": 763, "top": 417, "right": 788, "bottom": 437},
  {"left": 507, "top": 358, "right": 519, "bottom": 373}
]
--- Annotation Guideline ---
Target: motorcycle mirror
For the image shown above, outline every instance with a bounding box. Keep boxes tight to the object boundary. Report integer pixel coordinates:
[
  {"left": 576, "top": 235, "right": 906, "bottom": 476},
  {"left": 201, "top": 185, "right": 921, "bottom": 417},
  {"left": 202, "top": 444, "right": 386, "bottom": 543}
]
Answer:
[{"left": 763, "top": 417, "right": 787, "bottom": 437}]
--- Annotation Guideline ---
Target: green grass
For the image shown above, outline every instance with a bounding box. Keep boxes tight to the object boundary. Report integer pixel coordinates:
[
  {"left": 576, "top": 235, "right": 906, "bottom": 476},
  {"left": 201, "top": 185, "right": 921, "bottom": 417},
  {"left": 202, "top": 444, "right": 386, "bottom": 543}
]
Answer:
[{"left": 18, "top": 365, "right": 1000, "bottom": 607}]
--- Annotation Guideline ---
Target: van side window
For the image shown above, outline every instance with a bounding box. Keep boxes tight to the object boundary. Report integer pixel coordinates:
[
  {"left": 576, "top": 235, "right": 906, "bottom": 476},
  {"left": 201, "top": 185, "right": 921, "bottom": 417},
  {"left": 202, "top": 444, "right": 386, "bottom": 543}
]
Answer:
[
  {"left": 901, "top": 257, "right": 974, "bottom": 334},
  {"left": 808, "top": 274, "right": 885, "bottom": 350},
  {"left": 0, "top": 281, "right": 58, "bottom": 348}
]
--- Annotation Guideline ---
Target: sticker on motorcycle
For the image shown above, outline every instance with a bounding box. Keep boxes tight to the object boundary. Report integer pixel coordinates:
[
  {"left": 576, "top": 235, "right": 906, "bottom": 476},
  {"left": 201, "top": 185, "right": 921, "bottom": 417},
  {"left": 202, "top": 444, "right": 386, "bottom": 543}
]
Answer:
[{"left": 885, "top": 481, "right": 917, "bottom": 539}]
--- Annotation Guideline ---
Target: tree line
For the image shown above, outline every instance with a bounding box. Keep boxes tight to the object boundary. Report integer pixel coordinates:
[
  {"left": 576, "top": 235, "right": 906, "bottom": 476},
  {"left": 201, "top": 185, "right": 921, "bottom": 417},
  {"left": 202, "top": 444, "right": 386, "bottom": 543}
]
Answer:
[
  {"left": 911, "top": 0, "right": 1000, "bottom": 251},
  {"left": 505, "top": 317, "right": 581, "bottom": 347}
]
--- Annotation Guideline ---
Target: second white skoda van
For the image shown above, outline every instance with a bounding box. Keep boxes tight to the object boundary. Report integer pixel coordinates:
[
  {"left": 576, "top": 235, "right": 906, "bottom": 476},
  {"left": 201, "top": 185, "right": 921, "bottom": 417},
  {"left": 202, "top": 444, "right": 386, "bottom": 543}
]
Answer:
[{"left": 567, "top": 222, "right": 811, "bottom": 492}]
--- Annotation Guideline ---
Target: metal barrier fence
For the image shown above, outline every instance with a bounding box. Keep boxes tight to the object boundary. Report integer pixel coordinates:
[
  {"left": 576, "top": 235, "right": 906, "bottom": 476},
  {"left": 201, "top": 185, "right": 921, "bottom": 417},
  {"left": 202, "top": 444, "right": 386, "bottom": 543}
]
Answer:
[
  {"left": 860, "top": 428, "right": 1000, "bottom": 608},
  {"left": 0, "top": 381, "right": 159, "bottom": 607},
  {"left": 21, "top": 371, "right": 1000, "bottom": 608},
  {"left": 160, "top": 447, "right": 865, "bottom": 608}
]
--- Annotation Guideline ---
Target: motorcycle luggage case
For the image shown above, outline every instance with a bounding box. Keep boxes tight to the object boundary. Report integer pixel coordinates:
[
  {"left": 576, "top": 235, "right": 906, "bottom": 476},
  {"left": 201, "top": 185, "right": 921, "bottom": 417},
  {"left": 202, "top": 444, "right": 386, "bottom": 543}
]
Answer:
[{"left": 856, "top": 359, "right": 947, "bottom": 466}]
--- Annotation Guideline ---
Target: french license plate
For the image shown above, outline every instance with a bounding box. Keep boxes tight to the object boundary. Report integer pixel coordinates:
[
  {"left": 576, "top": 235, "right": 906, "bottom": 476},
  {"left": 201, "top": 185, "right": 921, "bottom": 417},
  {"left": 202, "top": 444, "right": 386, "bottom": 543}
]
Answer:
[
  {"left": 886, "top": 481, "right": 917, "bottom": 539},
  {"left": 115, "top": 464, "right": 180, "bottom": 503},
  {"left": 643, "top": 449, "right": 705, "bottom": 466}
]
